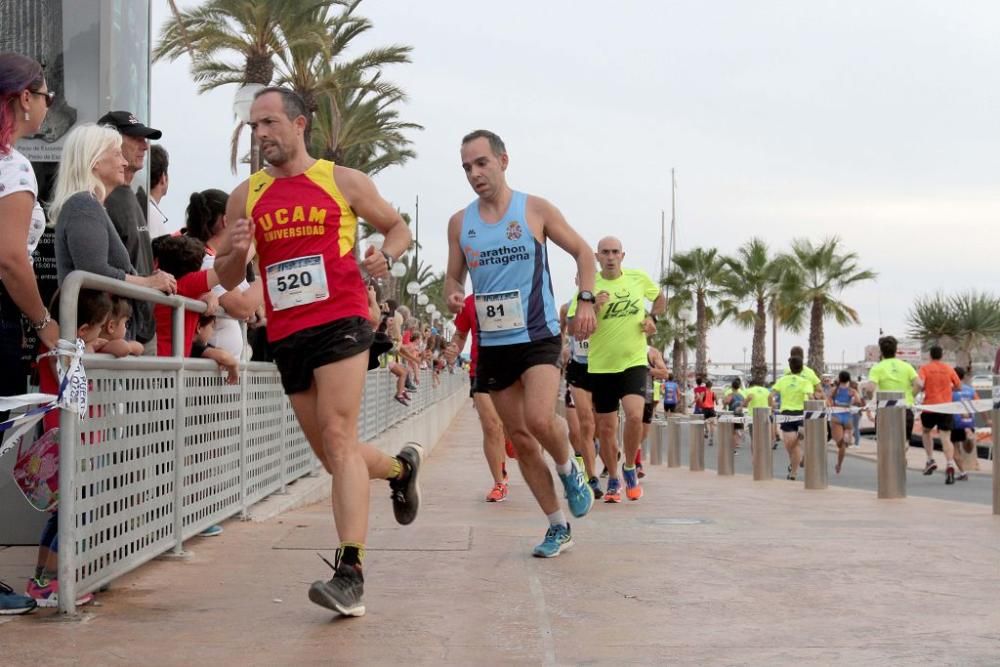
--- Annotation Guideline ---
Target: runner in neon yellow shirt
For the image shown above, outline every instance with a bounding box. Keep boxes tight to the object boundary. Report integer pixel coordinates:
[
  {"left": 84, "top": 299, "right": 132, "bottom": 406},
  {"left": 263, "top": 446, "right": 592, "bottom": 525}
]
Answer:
[
  {"left": 568, "top": 236, "right": 664, "bottom": 502},
  {"left": 867, "top": 335, "right": 921, "bottom": 447},
  {"left": 770, "top": 357, "right": 821, "bottom": 480}
]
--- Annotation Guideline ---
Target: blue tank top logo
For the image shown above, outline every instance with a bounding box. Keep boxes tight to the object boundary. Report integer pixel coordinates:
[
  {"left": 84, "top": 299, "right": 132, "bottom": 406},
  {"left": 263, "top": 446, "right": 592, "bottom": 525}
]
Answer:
[
  {"left": 663, "top": 381, "right": 678, "bottom": 403},
  {"left": 461, "top": 192, "right": 560, "bottom": 347}
]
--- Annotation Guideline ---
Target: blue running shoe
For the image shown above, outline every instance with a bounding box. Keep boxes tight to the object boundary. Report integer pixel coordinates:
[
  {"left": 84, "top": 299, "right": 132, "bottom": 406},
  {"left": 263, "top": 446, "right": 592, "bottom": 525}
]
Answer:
[
  {"left": 622, "top": 466, "right": 643, "bottom": 500},
  {"left": 604, "top": 477, "right": 622, "bottom": 503},
  {"left": 0, "top": 580, "right": 36, "bottom": 616},
  {"left": 532, "top": 523, "right": 573, "bottom": 558},
  {"left": 559, "top": 460, "right": 594, "bottom": 518}
]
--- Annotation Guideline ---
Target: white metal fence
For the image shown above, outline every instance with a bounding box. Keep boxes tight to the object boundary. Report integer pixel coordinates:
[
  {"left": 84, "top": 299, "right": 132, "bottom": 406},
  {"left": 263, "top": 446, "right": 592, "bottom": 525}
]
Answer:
[{"left": 54, "top": 271, "right": 465, "bottom": 613}]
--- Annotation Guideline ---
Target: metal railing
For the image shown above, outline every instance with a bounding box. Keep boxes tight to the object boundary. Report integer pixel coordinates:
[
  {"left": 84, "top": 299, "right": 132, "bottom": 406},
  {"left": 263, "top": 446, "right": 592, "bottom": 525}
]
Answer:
[{"left": 54, "top": 271, "right": 466, "bottom": 614}]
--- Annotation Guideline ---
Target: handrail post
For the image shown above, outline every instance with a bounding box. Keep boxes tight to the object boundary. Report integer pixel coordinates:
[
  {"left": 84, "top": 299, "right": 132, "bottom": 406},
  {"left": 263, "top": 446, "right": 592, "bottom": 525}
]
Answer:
[
  {"left": 752, "top": 407, "right": 772, "bottom": 480},
  {"left": 992, "top": 403, "right": 999, "bottom": 516},
  {"left": 804, "top": 399, "right": 828, "bottom": 489},
  {"left": 172, "top": 302, "right": 187, "bottom": 553},
  {"left": 56, "top": 275, "right": 83, "bottom": 615},
  {"left": 717, "top": 417, "right": 734, "bottom": 475},
  {"left": 876, "top": 391, "right": 906, "bottom": 499},
  {"left": 667, "top": 415, "right": 682, "bottom": 467},
  {"left": 689, "top": 415, "right": 705, "bottom": 471}
]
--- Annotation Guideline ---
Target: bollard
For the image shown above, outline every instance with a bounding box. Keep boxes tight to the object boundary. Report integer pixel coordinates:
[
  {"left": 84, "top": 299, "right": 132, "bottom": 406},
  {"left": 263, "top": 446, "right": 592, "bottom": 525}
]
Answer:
[
  {"left": 876, "top": 391, "right": 907, "bottom": 499},
  {"left": 651, "top": 421, "right": 665, "bottom": 465},
  {"left": 641, "top": 422, "right": 652, "bottom": 462},
  {"left": 993, "top": 405, "right": 999, "bottom": 516},
  {"left": 752, "top": 407, "right": 772, "bottom": 481},
  {"left": 804, "top": 399, "right": 828, "bottom": 490},
  {"left": 717, "top": 418, "right": 734, "bottom": 475},
  {"left": 667, "top": 415, "right": 682, "bottom": 467},
  {"left": 689, "top": 418, "right": 705, "bottom": 471}
]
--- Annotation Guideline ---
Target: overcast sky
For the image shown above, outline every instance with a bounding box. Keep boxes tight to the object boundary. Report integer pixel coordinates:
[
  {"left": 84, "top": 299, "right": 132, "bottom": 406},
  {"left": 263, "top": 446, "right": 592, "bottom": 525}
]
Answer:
[{"left": 150, "top": 0, "right": 1000, "bottom": 365}]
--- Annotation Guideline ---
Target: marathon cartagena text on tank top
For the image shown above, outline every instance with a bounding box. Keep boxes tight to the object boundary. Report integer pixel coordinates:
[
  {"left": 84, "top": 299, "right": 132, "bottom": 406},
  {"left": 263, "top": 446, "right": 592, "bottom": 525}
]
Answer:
[
  {"left": 460, "top": 191, "right": 560, "bottom": 347},
  {"left": 246, "top": 159, "right": 369, "bottom": 342}
]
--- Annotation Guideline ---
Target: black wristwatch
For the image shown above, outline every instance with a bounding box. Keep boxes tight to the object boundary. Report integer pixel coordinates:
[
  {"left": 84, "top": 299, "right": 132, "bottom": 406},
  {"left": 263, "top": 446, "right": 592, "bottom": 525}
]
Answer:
[
  {"left": 578, "top": 290, "right": 596, "bottom": 304},
  {"left": 380, "top": 249, "right": 395, "bottom": 271}
]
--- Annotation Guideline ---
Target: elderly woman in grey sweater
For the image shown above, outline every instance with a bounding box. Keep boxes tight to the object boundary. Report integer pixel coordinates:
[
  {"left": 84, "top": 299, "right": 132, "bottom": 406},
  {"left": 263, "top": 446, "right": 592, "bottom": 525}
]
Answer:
[{"left": 49, "top": 125, "right": 175, "bottom": 335}]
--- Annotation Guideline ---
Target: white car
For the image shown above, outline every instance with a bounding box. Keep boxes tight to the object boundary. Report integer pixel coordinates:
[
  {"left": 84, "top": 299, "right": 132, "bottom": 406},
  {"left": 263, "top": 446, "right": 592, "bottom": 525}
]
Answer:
[{"left": 971, "top": 375, "right": 993, "bottom": 391}]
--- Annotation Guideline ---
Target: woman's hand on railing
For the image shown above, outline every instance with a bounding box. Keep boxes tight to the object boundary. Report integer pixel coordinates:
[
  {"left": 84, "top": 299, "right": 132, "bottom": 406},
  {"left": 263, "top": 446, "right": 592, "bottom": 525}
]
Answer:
[{"left": 145, "top": 269, "right": 177, "bottom": 295}]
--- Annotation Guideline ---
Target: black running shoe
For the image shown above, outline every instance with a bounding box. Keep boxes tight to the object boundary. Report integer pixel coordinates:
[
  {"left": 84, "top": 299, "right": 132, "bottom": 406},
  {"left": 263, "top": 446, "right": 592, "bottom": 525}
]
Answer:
[
  {"left": 309, "top": 552, "right": 365, "bottom": 617},
  {"left": 390, "top": 443, "right": 424, "bottom": 525},
  {"left": 945, "top": 466, "right": 955, "bottom": 485}
]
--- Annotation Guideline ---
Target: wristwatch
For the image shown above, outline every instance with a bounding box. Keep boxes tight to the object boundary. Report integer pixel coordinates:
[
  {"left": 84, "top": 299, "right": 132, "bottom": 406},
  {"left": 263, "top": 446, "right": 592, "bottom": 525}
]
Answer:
[
  {"left": 30, "top": 309, "right": 52, "bottom": 331},
  {"left": 578, "top": 290, "right": 596, "bottom": 304},
  {"left": 380, "top": 249, "right": 395, "bottom": 272}
]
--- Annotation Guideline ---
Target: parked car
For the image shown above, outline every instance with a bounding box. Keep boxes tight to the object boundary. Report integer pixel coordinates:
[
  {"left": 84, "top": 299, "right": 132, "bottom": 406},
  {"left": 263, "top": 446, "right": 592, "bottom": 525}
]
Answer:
[{"left": 972, "top": 375, "right": 993, "bottom": 391}]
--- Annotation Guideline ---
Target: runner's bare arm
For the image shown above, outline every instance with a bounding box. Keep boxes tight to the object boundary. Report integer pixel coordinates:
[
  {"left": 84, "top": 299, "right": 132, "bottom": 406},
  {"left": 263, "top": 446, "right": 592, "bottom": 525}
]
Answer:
[
  {"left": 336, "top": 167, "right": 412, "bottom": 279},
  {"left": 650, "top": 290, "right": 667, "bottom": 316},
  {"left": 447, "top": 328, "right": 468, "bottom": 363},
  {"left": 649, "top": 348, "right": 669, "bottom": 380},
  {"left": 215, "top": 180, "right": 253, "bottom": 290},
  {"left": 445, "top": 211, "right": 468, "bottom": 313},
  {"left": 530, "top": 196, "right": 596, "bottom": 337}
]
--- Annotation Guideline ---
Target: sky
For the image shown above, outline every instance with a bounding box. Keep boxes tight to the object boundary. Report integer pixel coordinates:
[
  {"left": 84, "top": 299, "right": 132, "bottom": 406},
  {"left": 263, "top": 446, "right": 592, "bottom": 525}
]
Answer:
[{"left": 150, "top": 0, "right": 1000, "bottom": 365}]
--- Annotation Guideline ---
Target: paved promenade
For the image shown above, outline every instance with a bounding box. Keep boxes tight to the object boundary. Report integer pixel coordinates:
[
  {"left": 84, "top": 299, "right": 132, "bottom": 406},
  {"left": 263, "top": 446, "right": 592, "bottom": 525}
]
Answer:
[{"left": 2, "top": 406, "right": 999, "bottom": 666}]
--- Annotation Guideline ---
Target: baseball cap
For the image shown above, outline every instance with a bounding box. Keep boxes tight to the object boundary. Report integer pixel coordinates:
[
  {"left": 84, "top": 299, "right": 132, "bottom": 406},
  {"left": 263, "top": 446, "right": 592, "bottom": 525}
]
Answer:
[{"left": 97, "top": 110, "right": 162, "bottom": 139}]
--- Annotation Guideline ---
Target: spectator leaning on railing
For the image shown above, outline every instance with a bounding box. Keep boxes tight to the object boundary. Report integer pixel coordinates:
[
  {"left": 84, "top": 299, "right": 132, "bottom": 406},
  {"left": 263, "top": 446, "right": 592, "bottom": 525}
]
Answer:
[{"left": 50, "top": 124, "right": 178, "bottom": 320}]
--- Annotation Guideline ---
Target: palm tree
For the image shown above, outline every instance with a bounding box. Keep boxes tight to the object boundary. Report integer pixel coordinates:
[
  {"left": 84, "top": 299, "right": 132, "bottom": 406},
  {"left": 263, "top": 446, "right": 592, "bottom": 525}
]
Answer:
[
  {"left": 907, "top": 291, "right": 1000, "bottom": 370},
  {"left": 775, "top": 237, "right": 876, "bottom": 374},
  {"left": 716, "top": 238, "right": 781, "bottom": 384},
  {"left": 663, "top": 247, "right": 726, "bottom": 378}
]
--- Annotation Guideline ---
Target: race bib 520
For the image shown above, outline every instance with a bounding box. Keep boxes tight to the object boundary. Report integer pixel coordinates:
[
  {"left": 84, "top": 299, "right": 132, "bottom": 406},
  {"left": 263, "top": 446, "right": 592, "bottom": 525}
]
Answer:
[{"left": 265, "top": 255, "right": 328, "bottom": 311}]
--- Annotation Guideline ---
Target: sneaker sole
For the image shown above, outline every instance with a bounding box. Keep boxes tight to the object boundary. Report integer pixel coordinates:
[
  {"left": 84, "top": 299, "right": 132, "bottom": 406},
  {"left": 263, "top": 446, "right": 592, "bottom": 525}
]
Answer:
[
  {"left": 0, "top": 604, "right": 37, "bottom": 615},
  {"left": 33, "top": 593, "right": 94, "bottom": 609},
  {"left": 308, "top": 586, "right": 366, "bottom": 617},
  {"left": 532, "top": 537, "right": 574, "bottom": 558},
  {"left": 394, "top": 443, "right": 425, "bottom": 526},
  {"left": 626, "top": 488, "right": 643, "bottom": 501},
  {"left": 604, "top": 495, "right": 621, "bottom": 504}
]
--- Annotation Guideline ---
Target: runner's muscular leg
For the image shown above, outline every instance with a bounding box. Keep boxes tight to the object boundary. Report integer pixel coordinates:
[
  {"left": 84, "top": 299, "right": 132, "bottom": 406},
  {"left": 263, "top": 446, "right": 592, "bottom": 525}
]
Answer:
[
  {"left": 595, "top": 410, "right": 620, "bottom": 478},
  {"left": 519, "top": 364, "right": 572, "bottom": 466},
  {"left": 490, "top": 380, "right": 560, "bottom": 515},
  {"left": 474, "top": 392, "right": 506, "bottom": 484},
  {"left": 570, "top": 386, "right": 598, "bottom": 478},
  {"left": 620, "top": 394, "right": 645, "bottom": 466}
]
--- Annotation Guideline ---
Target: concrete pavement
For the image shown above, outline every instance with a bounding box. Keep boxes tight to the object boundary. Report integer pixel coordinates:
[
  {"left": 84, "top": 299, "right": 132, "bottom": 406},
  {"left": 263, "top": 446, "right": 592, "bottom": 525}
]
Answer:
[{"left": 2, "top": 404, "right": 999, "bottom": 666}]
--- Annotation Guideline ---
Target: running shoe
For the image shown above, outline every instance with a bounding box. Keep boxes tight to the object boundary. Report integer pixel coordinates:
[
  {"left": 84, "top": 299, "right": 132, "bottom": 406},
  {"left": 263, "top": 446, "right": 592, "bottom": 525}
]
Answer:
[
  {"left": 0, "top": 581, "right": 36, "bottom": 615},
  {"left": 600, "top": 466, "right": 609, "bottom": 479},
  {"left": 25, "top": 577, "right": 94, "bottom": 608},
  {"left": 575, "top": 455, "right": 585, "bottom": 474},
  {"left": 588, "top": 476, "right": 604, "bottom": 500},
  {"left": 956, "top": 472, "right": 969, "bottom": 481},
  {"left": 558, "top": 460, "right": 594, "bottom": 518},
  {"left": 309, "top": 552, "right": 365, "bottom": 617},
  {"left": 945, "top": 466, "right": 955, "bottom": 485},
  {"left": 636, "top": 463, "right": 645, "bottom": 479},
  {"left": 623, "top": 466, "right": 643, "bottom": 501},
  {"left": 199, "top": 524, "right": 224, "bottom": 537},
  {"left": 532, "top": 523, "right": 573, "bottom": 558},
  {"left": 405, "top": 379, "right": 418, "bottom": 391},
  {"left": 922, "top": 460, "right": 938, "bottom": 475},
  {"left": 389, "top": 443, "right": 424, "bottom": 525},
  {"left": 604, "top": 478, "right": 622, "bottom": 503},
  {"left": 394, "top": 393, "right": 410, "bottom": 406},
  {"left": 486, "top": 482, "right": 508, "bottom": 502}
]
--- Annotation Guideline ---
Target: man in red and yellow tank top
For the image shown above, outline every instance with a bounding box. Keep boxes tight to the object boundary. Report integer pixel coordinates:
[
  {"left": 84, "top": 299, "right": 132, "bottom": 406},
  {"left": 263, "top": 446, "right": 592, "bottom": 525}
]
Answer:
[{"left": 226, "top": 87, "right": 419, "bottom": 618}]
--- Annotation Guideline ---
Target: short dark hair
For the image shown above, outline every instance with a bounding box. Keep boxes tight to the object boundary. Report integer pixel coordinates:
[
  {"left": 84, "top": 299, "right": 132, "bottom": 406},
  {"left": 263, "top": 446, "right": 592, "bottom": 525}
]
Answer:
[
  {"left": 878, "top": 336, "right": 898, "bottom": 359},
  {"left": 150, "top": 144, "right": 168, "bottom": 187},
  {"left": 109, "top": 296, "right": 132, "bottom": 321},
  {"left": 49, "top": 288, "right": 113, "bottom": 330},
  {"left": 462, "top": 129, "right": 506, "bottom": 156},
  {"left": 956, "top": 366, "right": 966, "bottom": 380},
  {"left": 929, "top": 345, "right": 943, "bottom": 360},
  {"left": 254, "top": 86, "right": 308, "bottom": 121},
  {"left": 789, "top": 356, "right": 804, "bottom": 373},
  {"left": 731, "top": 378, "right": 741, "bottom": 389},
  {"left": 790, "top": 345, "right": 804, "bottom": 358},
  {"left": 184, "top": 189, "right": 228, "bottom": 243},
  {"left": 153, "top": 235, "right": 206, "bottom": 280},
  {"left": 198, "top": 313, "right": 216, "bottom": 328},
  {"left": 838, "top": 370, "right": 851, "bottom": 384}
]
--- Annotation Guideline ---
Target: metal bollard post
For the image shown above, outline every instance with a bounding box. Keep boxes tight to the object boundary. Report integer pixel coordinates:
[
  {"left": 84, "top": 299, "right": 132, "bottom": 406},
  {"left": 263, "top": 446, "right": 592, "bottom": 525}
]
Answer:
[
  {"left": 667, "top": 415, "right": 682, "bottom": 467},
  {"left": 993, "top": 405, "right": 999, "bottom": 516},
  {"left": 641, "top": 422, "right": 652, "bottom": 461},
  {"left": 804, "top": 399, "right": 828, "bottom": 489},
  {"left": 752, "top": 407, "right": 772, "bottom": 481},
  {"left": 876, "top": 391, "right": 907, "bottom": 499},
  {"left": 650, "top": 421, "right": 665, "bottom": 465},
  {"left": 717, "top": 418, "right": 734, "bottom": 475},
  {"left": 689, "top": 417, "right": 705, "bottom": 471}
]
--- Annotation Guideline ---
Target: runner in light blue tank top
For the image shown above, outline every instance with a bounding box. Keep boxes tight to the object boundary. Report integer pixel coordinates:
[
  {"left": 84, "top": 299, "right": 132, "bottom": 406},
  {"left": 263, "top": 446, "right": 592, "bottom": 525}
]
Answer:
[{"left": 459, "top": 191, "right": 560, "bottom": 347}]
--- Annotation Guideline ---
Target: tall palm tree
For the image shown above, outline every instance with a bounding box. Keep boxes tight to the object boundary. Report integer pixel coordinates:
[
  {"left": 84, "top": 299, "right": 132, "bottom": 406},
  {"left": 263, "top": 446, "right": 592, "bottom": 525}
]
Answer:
[
  {"left": 716, "top": 238, "right": 780, "bottom": 384},
  {"left": 663, "top": 247, "right": 726, "bottom": 378},
  {"left": 907, "top": 291, "right": 1000, "bottom": 370},
  {"left": 775, "top": 237, "right": 876, "bottom": 374}
]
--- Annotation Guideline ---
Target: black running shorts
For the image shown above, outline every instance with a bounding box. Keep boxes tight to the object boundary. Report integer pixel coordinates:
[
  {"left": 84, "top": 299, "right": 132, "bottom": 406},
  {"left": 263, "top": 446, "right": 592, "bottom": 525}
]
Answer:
[
  {"left": 271, "top": 317, "right": 374, "bottom": 395},
  {"left": 476, "top": 336, "right": 562, "bottom": 392},
  {"left": 565, "top": 359, "right": 593, "bottom": 392},
  {"left": 589, "top": 365, "right": 649, "bottom": 414},
  {"left": 920, "top": 411, "right": 953, "bottom": 432}
]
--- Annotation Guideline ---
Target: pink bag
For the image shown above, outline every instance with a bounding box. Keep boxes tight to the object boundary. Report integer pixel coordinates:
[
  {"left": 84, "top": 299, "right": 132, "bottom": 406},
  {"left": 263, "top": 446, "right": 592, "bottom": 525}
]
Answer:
[{"left": 12, "top": 427, "right": 59, "bottom": 512}]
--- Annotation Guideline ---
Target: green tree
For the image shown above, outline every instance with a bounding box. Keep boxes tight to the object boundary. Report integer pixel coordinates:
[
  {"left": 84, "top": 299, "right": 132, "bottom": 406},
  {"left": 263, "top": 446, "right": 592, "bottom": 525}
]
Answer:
[
  {"left": 774, "top": 237, "right": 876, "bottom": 374},
  {"left": 663, "top": 247, "right": 726, "bottom": 378},
  {"left": 716, "top": 238, "right": 780, "bottom": 384},
  {"left": 907, "top": 291, "right": 1000, "bottom": 370}
]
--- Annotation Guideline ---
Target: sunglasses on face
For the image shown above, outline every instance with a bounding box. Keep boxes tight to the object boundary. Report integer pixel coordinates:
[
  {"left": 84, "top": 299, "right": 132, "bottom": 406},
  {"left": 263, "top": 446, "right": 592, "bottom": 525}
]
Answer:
[{"left": 29, "top": 90, "right": 55, "bottom": 108}]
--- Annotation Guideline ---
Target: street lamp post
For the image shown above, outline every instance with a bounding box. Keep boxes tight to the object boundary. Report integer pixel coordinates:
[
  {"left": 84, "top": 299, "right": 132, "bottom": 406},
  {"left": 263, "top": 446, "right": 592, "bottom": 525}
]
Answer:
[
  {"left": 233, "top": 84, "right": 266, "bottom": 172},
  {"left": 677, "top": 306, "right": 692, "bottom": 413}
]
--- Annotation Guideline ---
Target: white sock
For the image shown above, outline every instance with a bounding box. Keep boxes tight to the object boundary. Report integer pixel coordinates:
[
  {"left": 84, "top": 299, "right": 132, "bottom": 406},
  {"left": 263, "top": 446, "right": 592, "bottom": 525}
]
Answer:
[
  {"left": 555, "top": 459, "right": 573, "bottom": 476},
  {"left": 947, "top": 460, "right": 955, "bottom": 469},
  {"left": 546, "top": 510, "right": 567, "bottom": 528}
]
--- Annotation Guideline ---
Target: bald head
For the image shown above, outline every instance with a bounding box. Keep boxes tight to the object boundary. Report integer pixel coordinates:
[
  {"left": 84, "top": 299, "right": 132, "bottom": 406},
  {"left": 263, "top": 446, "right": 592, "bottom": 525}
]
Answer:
[
  {"left": 597, "top": 236, "right": 623, "bottom": 253},
  {"left": 596, "top": 236, "right": 624, "bottom": 278}
]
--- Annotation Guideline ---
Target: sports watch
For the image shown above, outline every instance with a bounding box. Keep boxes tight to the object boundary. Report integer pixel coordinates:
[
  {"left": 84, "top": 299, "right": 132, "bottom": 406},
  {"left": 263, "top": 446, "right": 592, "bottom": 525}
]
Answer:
[
  {"left": 380, "top": 249, "right": 395, "bottom": 271},
  {"left": 578, "top": 290, "right": 596, "bottom": 304}
]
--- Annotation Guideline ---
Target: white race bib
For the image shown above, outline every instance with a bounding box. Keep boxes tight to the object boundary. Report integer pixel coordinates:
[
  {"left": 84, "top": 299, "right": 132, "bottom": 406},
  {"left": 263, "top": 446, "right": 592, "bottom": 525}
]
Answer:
[
  {"left": 475, "top": 290, "right": 524, "bottom": 332},
  {"left": 265, "top": 255, "right": 328, "bottom": 311},
  {"left": 576, "top": 338, "right": 590, "bottom": 358}
]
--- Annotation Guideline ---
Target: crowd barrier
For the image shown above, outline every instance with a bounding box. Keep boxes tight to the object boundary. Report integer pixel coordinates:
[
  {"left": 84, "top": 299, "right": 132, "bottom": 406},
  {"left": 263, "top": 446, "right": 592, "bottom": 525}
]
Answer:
[{"left": 46, "top": 271, "right": 465, "bottom": 614}]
